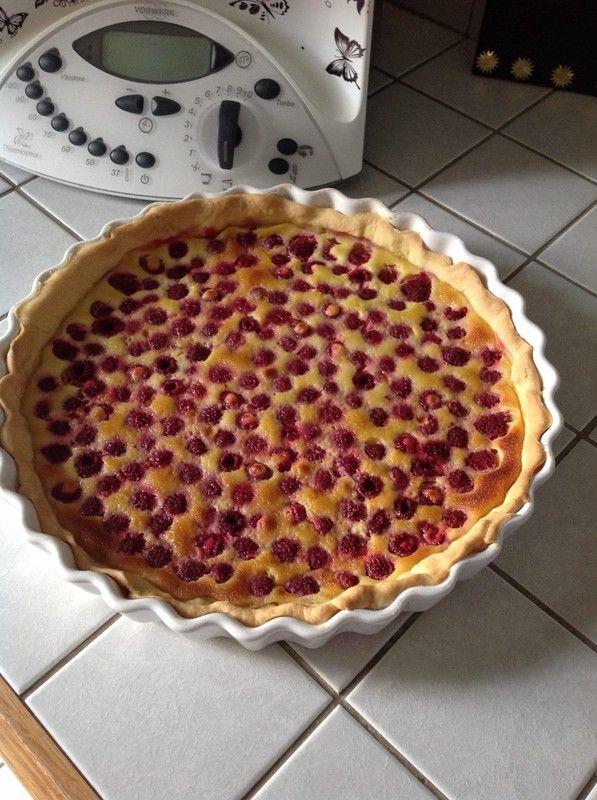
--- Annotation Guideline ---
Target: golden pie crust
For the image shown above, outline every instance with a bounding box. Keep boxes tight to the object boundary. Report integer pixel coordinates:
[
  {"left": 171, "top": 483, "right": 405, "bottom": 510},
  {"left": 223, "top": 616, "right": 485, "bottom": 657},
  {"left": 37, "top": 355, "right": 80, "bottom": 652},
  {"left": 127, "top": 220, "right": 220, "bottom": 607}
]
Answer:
[{"left": 0, "top": 195, "right": 550, "bottom": 625}]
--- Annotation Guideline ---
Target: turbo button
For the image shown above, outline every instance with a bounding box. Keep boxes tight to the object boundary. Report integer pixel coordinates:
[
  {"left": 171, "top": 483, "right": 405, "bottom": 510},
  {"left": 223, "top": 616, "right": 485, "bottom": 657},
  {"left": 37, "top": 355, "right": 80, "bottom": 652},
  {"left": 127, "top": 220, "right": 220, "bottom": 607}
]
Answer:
[{"left": 254, "top": 78, "right": 281, "bottom": 100}]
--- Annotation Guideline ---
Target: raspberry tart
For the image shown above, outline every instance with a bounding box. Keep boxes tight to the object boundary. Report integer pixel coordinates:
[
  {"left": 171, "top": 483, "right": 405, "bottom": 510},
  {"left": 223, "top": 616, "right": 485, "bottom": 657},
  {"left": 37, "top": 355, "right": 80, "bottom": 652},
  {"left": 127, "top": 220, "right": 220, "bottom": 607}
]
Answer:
[{"left": 0, "top": 194, "right": 550, "bottom": 625}]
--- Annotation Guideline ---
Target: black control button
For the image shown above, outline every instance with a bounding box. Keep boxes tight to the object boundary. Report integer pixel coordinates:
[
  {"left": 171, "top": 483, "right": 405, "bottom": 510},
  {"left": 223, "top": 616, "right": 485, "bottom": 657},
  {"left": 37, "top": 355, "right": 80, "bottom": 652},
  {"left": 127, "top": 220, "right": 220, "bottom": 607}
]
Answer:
[
  {"left": 151, "top": 97, "right": 181, "bottom": 116},
  {"left": 135, "top": 151, "right": 155, "bottom": 168},
  {"left": 268, "top": 157, "right": 289, "bottom": 175},
  {"left": 110, "top": 146, "right": 129, "bottom": 165},
  {"left": 277, "top": 138, "right": 297, "bottom": 156},
  {"left": 51, "top": 113, "right": 69, "bottom": 132},
  {"left": 115, "top": 94, "right": 144, "bottom": 114},
  {"left": 38, "top": 49, "right": 62, "bottom": 73},
  {"left": 16, "top": 63, "right": 34, "bottom": 82},
  {"left": 87, "top": 138, "right": 107, "bottom": 157},
  {"left": 25, "top": 81, "right": 43, "bottom": 100},
  {"left": 36, "top": 98, "right": 54, "bottom": 116},
  {"left": 254, "top": 78, "right": 280, "bottom": 100},
  {"left": 69, "top": 127, "right": 87, "bottom": 146}
]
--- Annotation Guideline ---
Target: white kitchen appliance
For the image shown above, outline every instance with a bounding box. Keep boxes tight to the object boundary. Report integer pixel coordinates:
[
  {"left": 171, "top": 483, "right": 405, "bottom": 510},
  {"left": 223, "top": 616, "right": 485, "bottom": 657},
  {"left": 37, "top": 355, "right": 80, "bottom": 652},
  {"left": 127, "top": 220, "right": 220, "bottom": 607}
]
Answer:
[{"left": 0, "top": 0, "right": 373, "bottom": 199}]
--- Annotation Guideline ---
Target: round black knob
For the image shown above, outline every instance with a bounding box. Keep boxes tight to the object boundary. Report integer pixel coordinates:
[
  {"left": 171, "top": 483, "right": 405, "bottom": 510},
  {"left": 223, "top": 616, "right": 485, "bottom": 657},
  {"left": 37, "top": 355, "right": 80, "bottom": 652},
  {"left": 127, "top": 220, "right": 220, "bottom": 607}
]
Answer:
[
  {"left": 36, "top": 98, "right": 54, "bottom": 116},
  {"left": 69, "top": 128, "right": 87, "bottom": 146},
  {"left": 110, "top": 146, "right": 129, "bottom": 165},
  {"left": 25, "top": 81, "right": 43, "bottom": 100},
  {"left": 88, "top": 138, "right": 107, "bottom": 157},
  {"left": 16, "top": 63, "right": 34, "bottom": 82},
  {"left": 135, "top": 152, "right": 155, "bottom": 169},
  {"left": 277, "top": 138, "right": 298, "bottom": 156},
  {"left": 51, "top": 113, "right": 69, "bottom": 132},
  {"left": 38, "top": 49, "right": 62, "bottom": 73},
  {"left": 254, "top": 78, "right": 281, "bottom": 100},
  {"left": 268, "top": 157, "right": 289, "bottom": 175}
]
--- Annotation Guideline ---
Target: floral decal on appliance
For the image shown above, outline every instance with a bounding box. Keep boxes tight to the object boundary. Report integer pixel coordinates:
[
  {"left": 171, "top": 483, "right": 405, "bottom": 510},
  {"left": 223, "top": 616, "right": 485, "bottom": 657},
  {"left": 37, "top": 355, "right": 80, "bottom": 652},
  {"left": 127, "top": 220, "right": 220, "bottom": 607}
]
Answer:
[
  {"left": 0, "top": 5, "right": 27, "bottom": 36},
  {"left": 348, "top": 0, "right": 366, "bottom": 13},
  {"left": 228, "top": 0, "right": 289, "bottom": 22},
  {"left": 326, "top": 27, "right": 365, "bottom": 89}
]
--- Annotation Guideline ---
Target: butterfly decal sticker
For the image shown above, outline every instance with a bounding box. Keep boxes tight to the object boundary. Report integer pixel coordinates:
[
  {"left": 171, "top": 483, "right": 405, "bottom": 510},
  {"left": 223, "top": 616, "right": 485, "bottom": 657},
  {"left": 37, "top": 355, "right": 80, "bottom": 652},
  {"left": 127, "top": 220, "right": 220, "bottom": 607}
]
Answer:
[
  {"left": 228, "top": 0, "right": 289, "bottom": 22},
  {"left": 349, "top": 0, "right": 366, "bottom": 12},
  {"left": 326, "top": 27, "right": 365, "bottom": 90},
  {"left": 0, "top": 5, "right": 27, "bottom": 36},
  {"left": 34, "top": 0, "right": 48, "bottom": 6}
]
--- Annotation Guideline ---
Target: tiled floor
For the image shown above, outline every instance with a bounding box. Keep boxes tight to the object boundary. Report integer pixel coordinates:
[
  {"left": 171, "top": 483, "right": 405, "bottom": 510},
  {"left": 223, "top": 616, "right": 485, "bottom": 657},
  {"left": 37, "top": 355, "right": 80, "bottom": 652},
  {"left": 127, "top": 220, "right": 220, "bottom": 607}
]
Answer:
[{"left": 0, "top": 3, "right": 596, "bottom": 799}]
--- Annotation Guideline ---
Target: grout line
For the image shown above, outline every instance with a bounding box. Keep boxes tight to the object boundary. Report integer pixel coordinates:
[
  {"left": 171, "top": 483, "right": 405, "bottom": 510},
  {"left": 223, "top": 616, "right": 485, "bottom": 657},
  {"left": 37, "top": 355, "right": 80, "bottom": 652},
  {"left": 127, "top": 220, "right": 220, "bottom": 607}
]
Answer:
[
  {"left": 555, "top": 435, "right": 583, "bottom": 466},
  {"left": 490, "top": 565, "right": 597, "bottom": 652},
  {"left": 574, "top": 770, "right": 597, "bottom": 800},
  {"left": 397, "top": 78, "right": 495, "bottom": 131},
  {"left": 278, "top": 643, "right": 340, "bottom": 699},
  {"left": 15, "top": 185, "right": 82, "bottom": 243},
  {"left": 238, "top": 700, "right": 338, "bottom": 800},
  {"left": 338, "top": 700, "right": 450, "bottom": 800},
  {"left": 500, "top": 131, "right": 597, "bottom": 186},
  {"left": 534, "top": 259, "right": 597, "bottom": 299},
  {"left": 20, "top": 615, "right": 120, "bottom": 700},
  {"left": 368, "top": 76, "right": 397, "bottom": 100}
]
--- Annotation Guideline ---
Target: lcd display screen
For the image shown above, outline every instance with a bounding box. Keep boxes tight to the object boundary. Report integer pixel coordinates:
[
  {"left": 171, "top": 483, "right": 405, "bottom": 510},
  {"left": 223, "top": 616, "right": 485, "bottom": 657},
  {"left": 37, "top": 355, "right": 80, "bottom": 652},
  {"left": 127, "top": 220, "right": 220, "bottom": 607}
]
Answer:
[{"left": 101, "top": 29, "right": 212, "bottom": 82}]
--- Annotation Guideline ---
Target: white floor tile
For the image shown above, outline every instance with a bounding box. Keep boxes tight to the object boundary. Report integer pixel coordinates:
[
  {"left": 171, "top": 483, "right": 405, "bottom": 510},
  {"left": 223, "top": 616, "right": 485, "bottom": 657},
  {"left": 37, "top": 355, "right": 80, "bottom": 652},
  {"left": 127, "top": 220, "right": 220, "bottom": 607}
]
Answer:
[
  {"left": 372, "top": 6, "right": 459, "bottom": 77},
  {"left": 400, "top": 0, "right": 473, "bottom": 33},
  {"left": 290, "top": 613, "right": 410, "bottom": 692},
  {"left": 22, "top": 178, "right": 149, "bottom": 241},
  {"left": 403, "top": 40, "right": 549, "bottom": 127},
  {"left": 0, "top": 175, "right": 10, "bottom": 195},
  {"left": 336, "top": 163, "right": 409, "bottom": 207},
  {"left": 508, "top": 262, "right": 597, "bottom": 428},
  {"left": 0, "top": 193, "right": 75, "bottom": 315},
  {"left": 0, "top": 160, "right": 34, "bottom": 186},
  {"left": 368, "top": 68, "right": 393, "bottom": 95},
  {"left": 254, "top": 707, "right": 436, "bottom": 800},
  {"left": 394, "top": 193, "right": 525, "bottom": 279},
  {"left": 539, "top": 205, "right": 597, "bottom": 294},
  {"left": 0, "top": 765, "right": 33, "bottom": 800},
  {"left": 27, "top": 619, "right": 329, "bottom": 800},
  {"left": 348, "top": 570, "right": 597, "bottom": 800},
  {"left": 422, "top": 135, "right": 597, "bottom": 252},
  {"left": 497, "top": 441, "right": 597, "bottom": 641},
  {"left": 0, "top": 504, "right": 114, "bottom": 694},
  {"left": 504, "top": 92, "right": 597, "bottom": 181},
  {"left": 366, "top": 83, "right": 488, "bottom": 186}
]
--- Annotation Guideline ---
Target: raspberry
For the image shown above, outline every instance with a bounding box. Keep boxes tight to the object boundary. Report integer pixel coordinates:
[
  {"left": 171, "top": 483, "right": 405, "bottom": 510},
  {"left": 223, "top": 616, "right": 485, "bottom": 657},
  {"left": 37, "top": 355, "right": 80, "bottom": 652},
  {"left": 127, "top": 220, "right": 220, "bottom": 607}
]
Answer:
[
  {"left": 395, "top": 343, "right": 415, "bottom": 359},
  {"left": 366, "top": 554, "right": 394, "bottom": 580},
  {"left": 285, "top": 575, "right": 319, "bottom": 595},
  {"left": 420, "top": 317, "right": 438, "bottom": 332},
  {"left": 288, "top": 234, "right": 316, "bottom": 261},
  {"left": 175, "top": 559, "right": 207, "bottom": 582},
  {"left": 237, "top": 410, "right": 259, "bottom": 430},
  {"left": 272, "top": 537, "right": 300, "bottom": 563},
  {"left": 423, "top": 441, "right": 450, "bottom": 462},
  {"left": 393, "top": 403, "right": 413, "bottom": 421},
  {"left": 448, "top": 401, "right": 469, "bottom": 418},
  {"left": 253, "top": 348, "right": 275, "bottom": 367},
  {"left": 167, "top": 283, "right": 189, "bottom": 300},
  {"left": 52, "top": 339, "right": 78, "bottom": 361},
  {"left": 48, "top": 420, "right": 70, "bottom": 436},
  {"left": 395, "top": 434, "right": 419, "bottom": 454},
  {"left": 412, "top": 457, "right": 443, "bottom": 478},
  {"left": 167, "top": 240, "right": 188, "bottom": 259},
  {"left": 148, "top": 333, "right": 168, "bottom": 351},
  {"left": 362, "top": 443, "right": 384, "bottom": 462},
  {"left": 34, "top": 400, "right": 51, "bottom": 419},
  {"left": 130, "top": 488, "right": 156, "bottom": 511},
  {"left": 277, "top": 405, "right": 296, "bottom": 426},
  {"left": 196, "top": 533, "right": 225, "bottom": 559},
  {"left": 37, "top": 376, "right": 58, "bottom": 392},
  {"left": 333, "top": 429, "right": 354, "bottom": 450},
  {"left": 419, "top": 414, "right": 439, "bottom": 436},
  {"left": 390, "top": 378, "right": 412, "bottom": 399},
  {"left": 340, "top": 499, "right": 366, "bottom": 521},
  {"left": 199, "top": 405, "right": 223, "bottom": 425},
  {"left": 447, "top": 326, "right": 466, "bottom": 339},
  {"left": 103, "top": 513, "right": 130, "bottom": 534},
  {"left": 442, "top": 346, "right": 471, "bottom": 367},
  {"left": 285, "top": 502, "right": 307, "bottom": 523},
  {"left": 319, "top": 402, "right": 343, "bottom": 423},
  {"left": 249, "top": 575, "right": 275, "bottom": 596},
  {"left": 445, "top": 427, "right": 467, "bottom": 449},
  {"left": 74, "top": 450, "right": 103, "bottom": 477},
  {"left": 401, "top": 273, "right": 431, "bottom": 302},
  {"left": 119, "top": 459, "right": 145, "bottom": 481},
  {"left": 218, "top": 510, "right": 246, "bottom": 535},
  {"left": 312, "top": 469, "right": 334, "bottom": 492},
  {"left": 307, "top": 546, "right": 331, "bottom": 570},
  {"left": 466, "top": 449, "right": 498, "bottom": 471},
  {"left": 214, "top": 430, "right": 236, "bottom": 448},
  {"left": 230, "top": 482, "right": 254, "bottom": 506},
  {"left": 66, "top": 322, "right": 86, "bottom": 341},
  {"left": 357, "top": 473, "right": 383, "bottom": 498},
  {"left": 155, "top": 356, "right": 177, "bottom": 374},
  {"left": 158, "top": 416, "right": 183, "bottom": 437},
  {"left": 288, "top": 358, "right": 308, "bottom": 376},
  {"left": 448, "top": 470, "right": 474, "bottom": 493},
  {"left": 475, "top": 391, "right": 500, "bottom": 409},
  {"left": 89, "top": 301, "right": 113, "bottom": 318},
  {"left": 480, "top": 368, "right": 501, "bottom": 384},
  {"left": 348, "top": 267, "right": 372, "bottom": 284},
  {"left": 144, "top": 306, "right": 168, "bottom": 326},
  {"left": 370, "top": 408, "right": 389, "bottom": 427},
  {"left": 163, "top": 493, "right": 188, "bottom": 516},
  {"left": 81, "top": 496, "right": 104, "bottom": 516},
  {"left": 218, "top": 452, "right": 242, "bottom": 472},
  {"left": 171, "top": 318, "right": 195, "bottom": 337},
  {"left": 148, "top": 513, "right": 173, "bottom": 535},
  {"left": 348, "top": 242, "right": 371, "bottom": 265},
  {"left": 273, "top": 376, "right": 292, "bottom": 393},
  {"left": 148, "top": 449, "right": 174, "bottom": 469},
  {"left": 390, "top": 324, "right": 412, "bottom": 340},
  {"left": 243, "top": 434, "right": 267, "bottom": 455},
  {"left": 318, "top": 360, "right": 337, "bottom": 378},
  {"left": 445, "top": 306, "right": 468, "bottom": 321},
  {"left": 304, "top": 445, "right": 325, "bottom": 462},
  {"left": 97, "top": 475, "right": 121, "bottom": 496},
  {"left": 82, "top": 379, "right": 106, "bottom": 398},
  {"left": 313, "top": 516, "right": 334, "bottom": 535},
  {"left": 206, "top": 237, "right": 225, "bottom": 254},
  {"left": 298, "top": 387, "right": 321, "bottom": 403},
  {"left": 352, "top": 371, "right": 375, "bottom": 390},
  {"left": 336, "top": 453, "right": 361, "bottom": 476},
  {"left": 202, "top": 478, "right": 223, "bottom": 498},
  {"left": 394, "top": 497, "right": 417, "bottom": 520},
  {"left": 379, "top": 266, "right": 398, "bottom": 284},
  {"left": 416, "top": 521, "right": 444, "bottom": 546},
  {"left": 368, "top": 509, "right": 391, "bottom": 534},
  {"left": 443, "top": 508, "right": 467, "bottom": 528},
  {"left": 337, "top": 571, "right": 359, "bottom": 588},
  {"left": 146, "top": 544, "right": 172, "bottom": 568},
  {"left": 278, "top": 475, "right": 300, "bottom": 495},
  {"left": 418, "top": 356, "right": 440, "bottom": 373},
  {"left": 120, "top": 534, "right": 146, "bottom": 556},
  {"left": 418, "top": 484, "right": 445, "bottom": 506},
  {"left": 186, "top": 436, "right": 207, "bottom": 456},
  {"left": 229, "top": 536, "right": 258, "bottom": 561},
  {"left": 389, "top": 532, "right": 418, "bottom": 557},
  {"left": 346, "top": 392, "right": 362, "bottom": 409},
  {"left": 238, "top": 373, "right": 259, "bottom": 391},
  {"left": 50, "top": 481, "right": 82, "bottom": 503},
  {"left": 363, "top": 328, "right": 383, "bottom": 345},
  {"left": 475, "top": 412, "right": 511, "bottom": 440},
  {"left": 192, "top": 270, "right": 209, "bottom": 284}
]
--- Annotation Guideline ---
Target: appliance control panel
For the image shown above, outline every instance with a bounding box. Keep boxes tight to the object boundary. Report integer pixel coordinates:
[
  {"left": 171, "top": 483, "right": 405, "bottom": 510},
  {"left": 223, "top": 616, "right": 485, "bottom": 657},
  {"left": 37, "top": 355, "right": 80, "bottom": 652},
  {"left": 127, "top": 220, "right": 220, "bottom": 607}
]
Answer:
[{"left": 0, "top": 1, "right": 371, "bottom": 199}]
